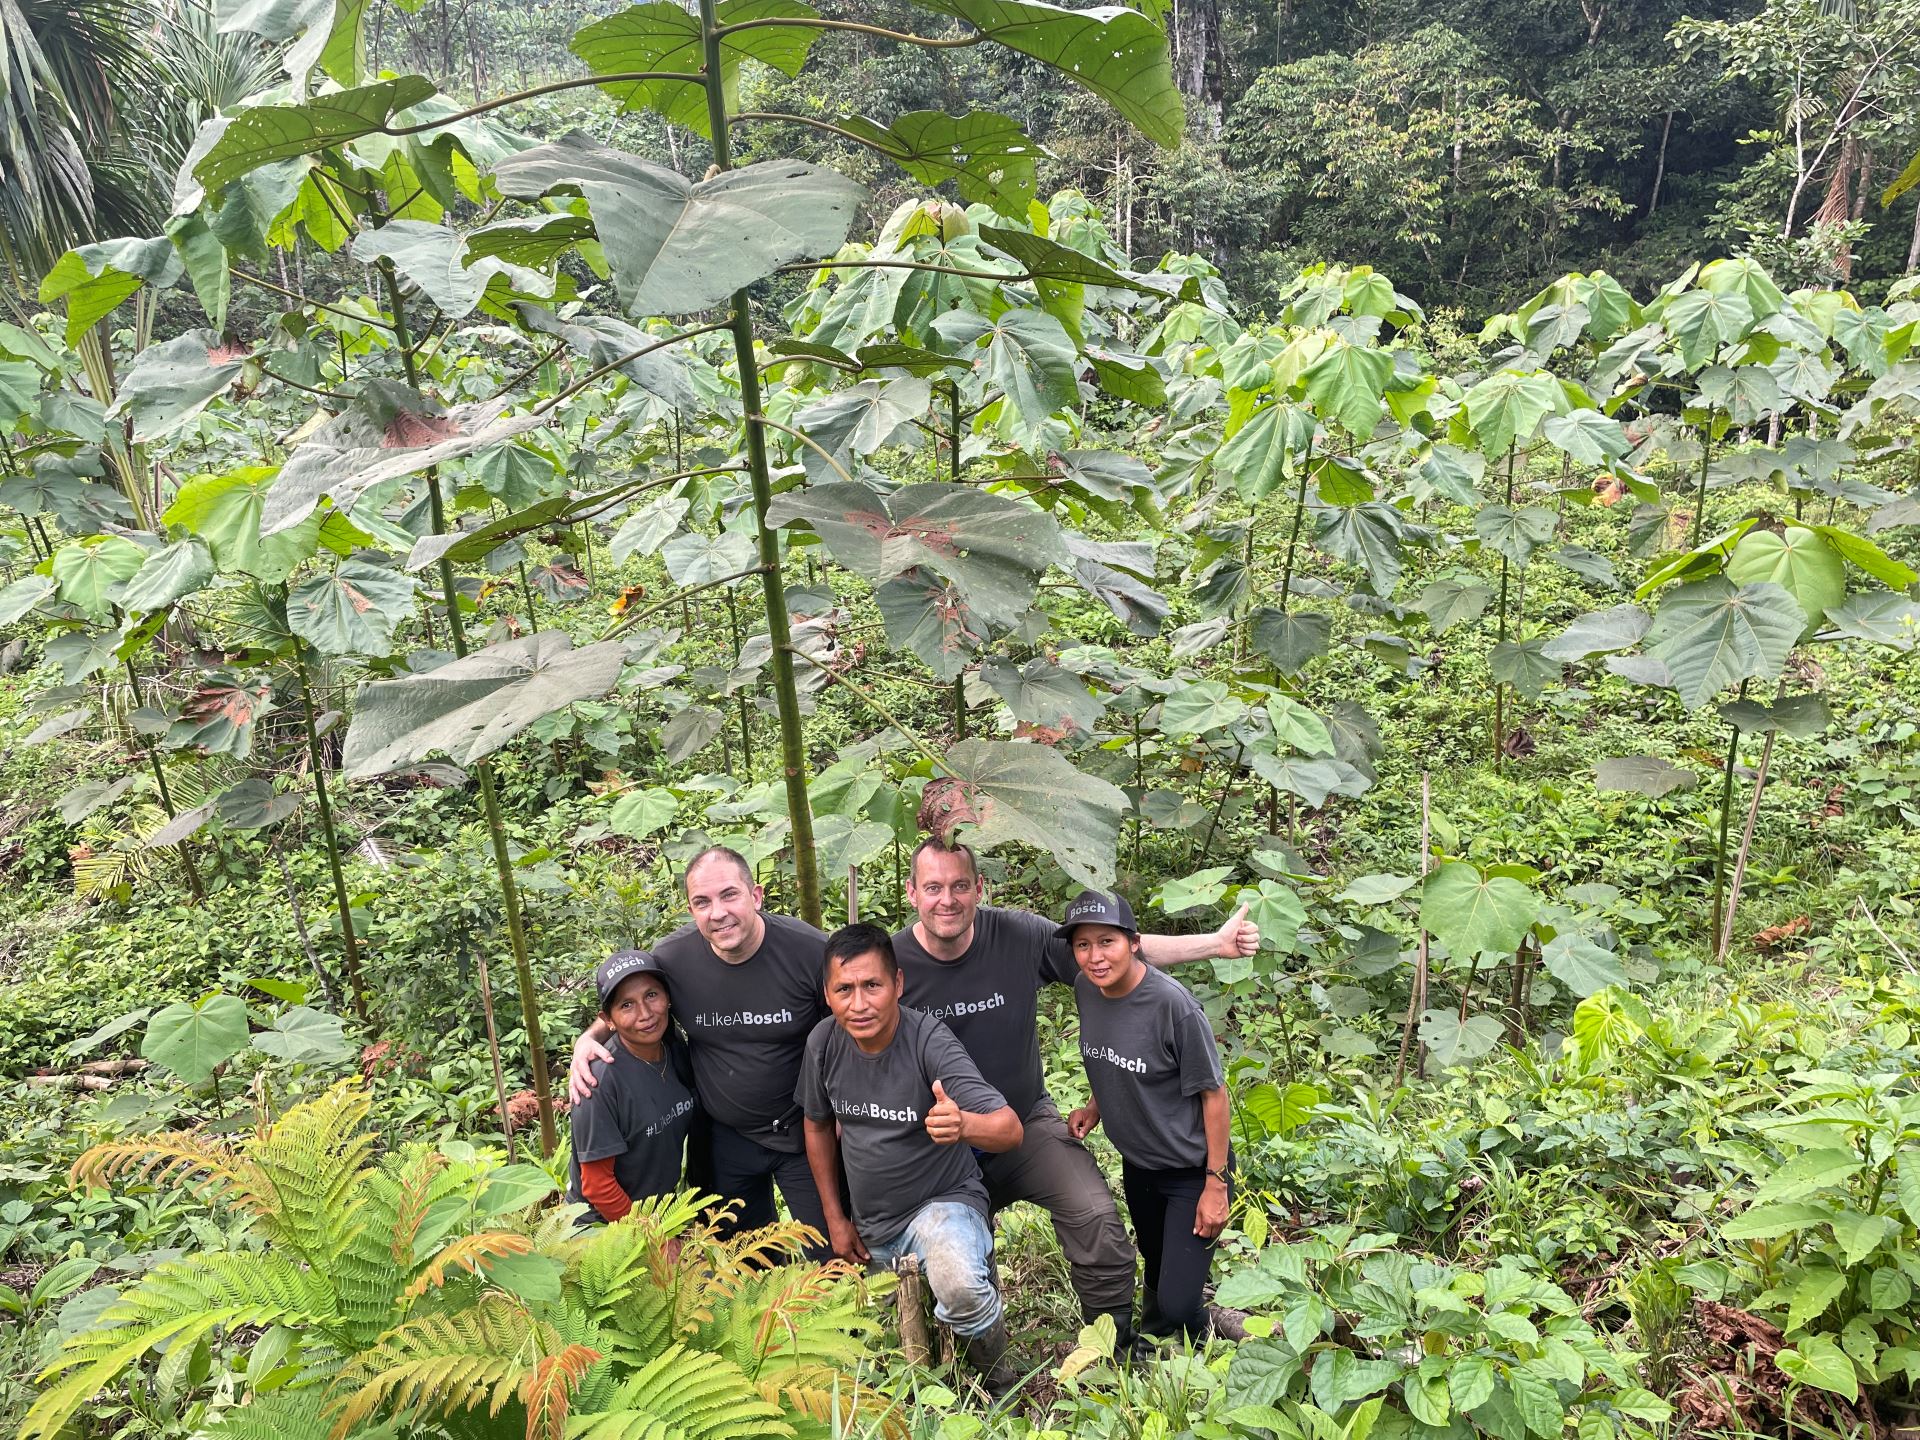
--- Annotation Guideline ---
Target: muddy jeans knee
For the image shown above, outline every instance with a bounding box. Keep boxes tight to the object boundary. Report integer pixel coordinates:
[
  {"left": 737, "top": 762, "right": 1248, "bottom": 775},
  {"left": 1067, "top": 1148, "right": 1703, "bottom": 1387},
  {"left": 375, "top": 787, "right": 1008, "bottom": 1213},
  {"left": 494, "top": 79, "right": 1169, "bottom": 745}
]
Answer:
[{"left": 869, "top": 1201, "right": 1002, "bottom": 1339}]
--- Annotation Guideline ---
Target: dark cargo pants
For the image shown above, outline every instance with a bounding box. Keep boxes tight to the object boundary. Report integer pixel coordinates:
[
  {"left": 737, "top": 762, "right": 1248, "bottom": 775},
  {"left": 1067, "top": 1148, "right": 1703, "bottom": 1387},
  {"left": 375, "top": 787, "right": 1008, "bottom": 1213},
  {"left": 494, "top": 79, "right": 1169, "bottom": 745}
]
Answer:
[{"left": 979, "top": 1097, "right": 1136, "bottom": 1314}]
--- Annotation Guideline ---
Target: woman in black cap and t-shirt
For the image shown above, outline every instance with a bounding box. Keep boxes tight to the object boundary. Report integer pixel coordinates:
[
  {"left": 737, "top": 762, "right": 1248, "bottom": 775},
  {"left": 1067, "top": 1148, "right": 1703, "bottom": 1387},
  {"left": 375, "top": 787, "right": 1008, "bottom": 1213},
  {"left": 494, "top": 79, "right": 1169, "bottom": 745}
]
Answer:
[
  {"left": 1060, "top": 890, "right": 1233, "bottom": 1343},
  {"left": 567, "top": 950, "right": 699, "bottom": 1224}
]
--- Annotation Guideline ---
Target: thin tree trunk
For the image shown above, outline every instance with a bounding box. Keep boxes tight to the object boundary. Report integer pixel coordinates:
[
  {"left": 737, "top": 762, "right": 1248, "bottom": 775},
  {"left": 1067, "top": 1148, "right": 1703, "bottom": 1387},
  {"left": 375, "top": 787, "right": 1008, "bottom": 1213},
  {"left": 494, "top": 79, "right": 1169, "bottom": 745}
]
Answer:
[
  {"left": 1908, "top": 194, "right": 1920, "bottom": 271},
  {"left": 1716, "top": 728, "right": 1777, "bottom": 964},
  {"left": 1648, "top": 110, "right": 1673, "bottom": 215},
  {"left": 1392, "top": 773, "right": 1432, "bottom": 1085}
]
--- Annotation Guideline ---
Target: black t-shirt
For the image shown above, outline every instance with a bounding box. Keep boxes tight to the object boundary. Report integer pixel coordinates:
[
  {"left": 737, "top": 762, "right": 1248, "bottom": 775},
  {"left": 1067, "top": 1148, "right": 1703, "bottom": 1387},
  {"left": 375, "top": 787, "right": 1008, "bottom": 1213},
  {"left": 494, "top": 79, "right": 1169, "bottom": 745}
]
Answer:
[
  {"left": 891, "top": 906, "right": 1079, "bottom": 1121},
  {"left": 1075, "top": 966, "right": 1224, "bottom": 1171},
  {"left": 653, "top": 911, "right": 829, "bottom": 1152},
  {"left": 567, "top": 1030, "right": 697, "bottom": 1215},
  {"left": 795, "top": 1006, "right": 1008, "bottom": 1246}
]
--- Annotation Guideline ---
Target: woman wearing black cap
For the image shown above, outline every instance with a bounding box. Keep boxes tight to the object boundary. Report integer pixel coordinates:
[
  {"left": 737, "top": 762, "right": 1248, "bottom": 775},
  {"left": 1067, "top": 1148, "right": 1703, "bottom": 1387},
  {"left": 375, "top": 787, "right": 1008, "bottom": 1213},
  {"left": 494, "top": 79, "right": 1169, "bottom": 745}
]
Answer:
[
  {"left": 568, "top": 950, "right": 698, "bottom": 1224},
  {"left": 1059, "top": 890, "right": 1232, "bottom": 1345}
]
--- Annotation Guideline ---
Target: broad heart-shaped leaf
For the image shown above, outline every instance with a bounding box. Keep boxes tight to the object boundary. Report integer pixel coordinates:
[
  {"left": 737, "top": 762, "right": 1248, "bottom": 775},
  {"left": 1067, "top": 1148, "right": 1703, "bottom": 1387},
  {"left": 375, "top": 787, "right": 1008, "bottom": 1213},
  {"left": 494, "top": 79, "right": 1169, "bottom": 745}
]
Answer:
[
  {"left": 1216, "top": 402, "right": 1313, "bottom": 504},
  {"left": 1696, "top": 362, "right": 1784, "bottom": 424},
  {"left": 609, "top": 496, "right": 689, "bottom": 567},
  {"left": 492, "top": 134, "right": 865, "bottom": 317},
  {"left": 1490, "top": 639, "right": 1558, "bottom": 698},
  {"left": 251, "top": 1005, "right": 355, "bottom": 1065},
  {"left": 288, "top": 559, "right": 418, "bottom": 657},
  {"left": 165, "top": 466, "right": 344, "bottom": 583},
  {"left": 1313, "top": 503, "right": 1405, "bottom": 595},
  {"left": 1473, "top": 504, "right": 1557, "bottom": 568},
  {"left": 262, "top": 381, "right": 552, "bottom": 536},
  {"left": 662, "top": 704, "right": 725, "bottom": 763},
  {"left": 924, "top": 737, "right": 1127, "bottom": 889},
  {"left": 1646, "top": 577, "right": 1807, "bottom": 708},
  {"left": 216, "top": 778, "right": 303, "bottom": 830},
  {"left": 51, "top": 536, "right": 149, "bottom": 620},
  {"left": 1066, "top": 535, "right": 1168, "bottom": 636},
  {"left": 1157, "top": 679, "right": 1247, "bottom": 737},
  {"left": 1594, "top": 755, "right": 1697, "bottom": 797},
  {"left": 606, "top": 786, "right": 678, "bottom": 840},
  {"left": 980, "top": 657, "right": 1106, "bottom": 735},
  {"left": 39, "top": 237, "right": 182, "bottom": 345},
  {"left": 1542, "top": 932, "right": 1628, "bottom": 997},
  {"left": 1725, "top": 524, "right": 1846, "bottom": 630},
  {"left": 0, "top": 359, "right": 37, "bottom": 426},
  {"left": 1463, "top": 369, "right": 1560, "bottom": 454},
  {"left": 109, "top": 330, "right": 245, "bottom": 443},
  {"left": 932, "top": 307, "right": 1078, "bottom": 448},
  {"left": 342, "top": 632, "right": 627, "bottom": 779},
  {"left": 1415, "top": 577, "right": 1492, "bottom": 633},
  {"left": 1541, "top": 408, "right": 1627, "bottom": 466},
  {"left": 514, "top": 306, "right": 699, "bottom": 413},
  {"left": 1776, "top": 1336, "right": 1860, "bottom": 1403},
  {"left": 877, "top": 569, "right": 985, "bottom": 680},
  {"left": 0, "top": 575, "right": 56, "bottom": 626},
  {"left": 767, "top": 480, "right": 1068, "bottom": 627},
  {"left": 350, "top": 222, "right": 515, "bottom": 320},
  {"left": 1419, "top": 1010, "right": 1505, "bottom": 1068},
  {"left": 1265, "top": 696, "right": 1332, "bottom": 756},
  {"left": 111, "top": 539, "right": 215, "bottom": 615},
  {"left": 1421, "top": 862, "right": 1538, "bottom": 959},
  {"left": 1824, "top": 592, "right": 1920, "bottom": 650},
  {"left": 1662, "top": 288, "right": 1755, "bottom": 369},
  {"left": 1249, "top": 608, "right": 1332, "bottom": 674},
  {"left": 46, "top": 629, "right": 124, "bottom": 683},
  {"left": 814, "top": 814, "right": 895, "bottom": 874},
  {"left": 661, "top": 530, "right": 756, "bottom": 587},
  {"left": 1302, "top": 342, "right": 1392, "bottom": 439},
  {"left": 166, "top": 674, "right": 273, "bottom": 758},
  {"left": 572, "top": 0, "right": 818, "bottom": 138},
  {"left": 142, "top": 994, "right": 250, "bottom": 1084},
  {"left": 1247, "top": 752, "right": 1369, "bottom": 809},
  {"left": 193, "top": 77, "right": 437, "bottom": 191},
  {"left": 1, "top": 455, "right": 135, "bottom": 532},
  {"left": 837, "top": 111, "right": 1039, "bottom": 220},
  {"left": 905, "top": 0, "right": 1183, "bottom": 147},
  {"left": 797, "top": 378, "right": 931, "bottom": 479}
]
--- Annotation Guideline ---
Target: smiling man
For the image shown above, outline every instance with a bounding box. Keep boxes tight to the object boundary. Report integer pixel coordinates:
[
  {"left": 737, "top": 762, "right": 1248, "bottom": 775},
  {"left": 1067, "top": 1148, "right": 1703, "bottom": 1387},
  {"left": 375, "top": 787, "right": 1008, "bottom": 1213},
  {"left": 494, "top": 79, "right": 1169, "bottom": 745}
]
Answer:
[
  {"left": 892, "top": 839, "right": 1259, "bottom": 1343},
  {"left": 798, "top": 922, "right": 1025, "bottom": 1395},
  {"left": 569, "top": 847, "right": 830, "bottom": 1253}
]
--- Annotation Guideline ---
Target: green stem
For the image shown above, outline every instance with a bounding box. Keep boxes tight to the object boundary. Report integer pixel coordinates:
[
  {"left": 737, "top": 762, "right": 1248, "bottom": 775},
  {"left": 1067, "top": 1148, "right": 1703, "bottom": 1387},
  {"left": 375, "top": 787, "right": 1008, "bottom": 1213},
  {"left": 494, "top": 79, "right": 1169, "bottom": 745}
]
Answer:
[
  {"left": 382, "top": 70, "right": 705, "bottom": 134},
  {"left": 1276, "top": 437, "right": 1313, "bottom": 614},
  {"left": 381, "top": 246, "right": 556, "bottom": 1154},
  {"left": 517, "top": 558, "right": 540, "bottom": 630},
  {"left": 1494, "top": 442, "right": 1517, "bottom": 769},
  {"left": 953, "top": 676, "right": 968, "bottom": 740},
  {"left": 726, "top": 588, "right": 753, "bottom": 772},
  {"left": 701, "top": 0, "right": 822, "bottom": 929},
  {"left": 1198, "top": 741, "right": 1246, "bottom": 865},
  {"left": 1690, "top": 431, "right": 1713, "bottom": 548},
  {"left": 297, "top": 648, "right": 369, "bottom": 1024}
]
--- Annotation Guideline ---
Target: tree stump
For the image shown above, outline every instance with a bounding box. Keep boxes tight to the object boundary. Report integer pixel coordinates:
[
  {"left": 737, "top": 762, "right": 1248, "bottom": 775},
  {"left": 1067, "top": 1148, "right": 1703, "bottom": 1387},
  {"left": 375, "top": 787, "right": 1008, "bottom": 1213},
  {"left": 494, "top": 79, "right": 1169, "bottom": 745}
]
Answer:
[{"left": 894, "top": 1254, "right": 932, "bottom": 1367}]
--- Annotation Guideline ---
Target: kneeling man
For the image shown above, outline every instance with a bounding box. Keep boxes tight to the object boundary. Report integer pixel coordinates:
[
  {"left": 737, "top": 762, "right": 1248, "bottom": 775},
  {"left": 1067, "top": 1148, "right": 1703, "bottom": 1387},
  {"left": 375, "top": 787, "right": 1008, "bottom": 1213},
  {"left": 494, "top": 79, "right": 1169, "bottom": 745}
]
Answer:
[{"left": 798, "top": 922, "right": 1025, "bottom": 1394}]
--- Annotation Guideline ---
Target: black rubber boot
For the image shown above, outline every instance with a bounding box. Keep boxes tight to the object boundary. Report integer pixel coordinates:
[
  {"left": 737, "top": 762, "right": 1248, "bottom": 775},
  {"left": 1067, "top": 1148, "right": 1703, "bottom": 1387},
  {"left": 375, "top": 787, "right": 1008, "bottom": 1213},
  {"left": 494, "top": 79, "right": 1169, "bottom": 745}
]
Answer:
[
  {"left": 1084, "top": 1303, "right": 1135, "bottom": 1352},
  {"left": 960, "top": 1317, "right": 1021, "bottom": 1399}
]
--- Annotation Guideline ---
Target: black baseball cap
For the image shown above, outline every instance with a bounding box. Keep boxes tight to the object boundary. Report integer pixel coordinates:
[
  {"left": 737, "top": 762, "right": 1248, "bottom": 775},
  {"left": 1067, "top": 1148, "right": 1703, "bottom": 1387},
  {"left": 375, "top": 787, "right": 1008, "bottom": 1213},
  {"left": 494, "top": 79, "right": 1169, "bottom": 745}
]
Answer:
[
  {"left": 595, "top": 950, "right": 670, "bottom": 1009},
  {"left": 1056, "top": 890, "right": 1138, "bottom": 938}
]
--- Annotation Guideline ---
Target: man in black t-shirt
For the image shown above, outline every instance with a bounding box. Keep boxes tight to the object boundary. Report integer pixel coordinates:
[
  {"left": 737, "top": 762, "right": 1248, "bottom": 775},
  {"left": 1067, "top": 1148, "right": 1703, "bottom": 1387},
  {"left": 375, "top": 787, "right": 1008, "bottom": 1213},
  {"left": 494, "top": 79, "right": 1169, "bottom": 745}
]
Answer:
[
  {"left": 799, "top": 923, "right": 1025, "bottom": 1395},
  {"left": 893, "top": 839, "right": 1259, "bottom": 1342},
  {"left": 569, "top": 847, "right": 831, "bottom": 1256}
]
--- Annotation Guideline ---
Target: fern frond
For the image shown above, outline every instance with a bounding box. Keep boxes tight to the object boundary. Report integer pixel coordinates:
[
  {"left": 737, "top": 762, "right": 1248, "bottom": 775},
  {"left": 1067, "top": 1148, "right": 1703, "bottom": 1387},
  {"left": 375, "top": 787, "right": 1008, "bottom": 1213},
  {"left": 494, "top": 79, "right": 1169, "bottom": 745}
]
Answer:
[
  {"left": 200, "top": 1386, "right": 339, "bottom": 1440},
  {"left": 700, "top": 1264, "right": 874, "bottom": 1379},
  {"left": 329, "top": 1293, "right": 555, "bottom": 1440},
  {"left": 250, "top": 1080, "right": 376, "bottom": 1266},
  {"left": 71, "top": 1134, "right": 274, "bottom": 1218},
  {"left": 569, "top": 1347, "right": 791, "bottom": 1440},
  {"left": 521, "top": 1343, "right": 601, "bottom": 1440},
  {"left": 709, "top": 1221, "right": 820, "bottom": 1275},
  {"left": 333, "top": 1144, "right": 495, "bottom": 1346},
  {"left": 23, "top": 1256, "right": 330, "bottom": 1440},
  {"left": 389, "top": 1151, "right": 450, "bottom": 1263},
  {"left": 404, "top": 1234, "right": 537, "bottom": 1300}
]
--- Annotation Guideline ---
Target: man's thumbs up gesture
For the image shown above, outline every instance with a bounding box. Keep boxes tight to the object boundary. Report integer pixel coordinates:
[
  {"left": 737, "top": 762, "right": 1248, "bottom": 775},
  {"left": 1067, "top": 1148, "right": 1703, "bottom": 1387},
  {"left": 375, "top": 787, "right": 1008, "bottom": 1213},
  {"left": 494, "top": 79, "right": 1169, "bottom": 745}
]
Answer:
[
  {"left": 1214, "top": 902, "right": 1261, "bottom": 958},
  {"left": 925, "top": 1079, "right": 963, "bottom": 1145}
]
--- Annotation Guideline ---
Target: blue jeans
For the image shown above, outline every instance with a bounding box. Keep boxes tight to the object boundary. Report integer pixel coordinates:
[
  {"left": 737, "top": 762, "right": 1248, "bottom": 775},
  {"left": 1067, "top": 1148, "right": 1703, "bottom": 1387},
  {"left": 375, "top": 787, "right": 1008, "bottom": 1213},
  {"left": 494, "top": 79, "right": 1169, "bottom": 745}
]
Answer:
[{"left": 866, "top": 1201, "right": 1001, "bottom": 1338}]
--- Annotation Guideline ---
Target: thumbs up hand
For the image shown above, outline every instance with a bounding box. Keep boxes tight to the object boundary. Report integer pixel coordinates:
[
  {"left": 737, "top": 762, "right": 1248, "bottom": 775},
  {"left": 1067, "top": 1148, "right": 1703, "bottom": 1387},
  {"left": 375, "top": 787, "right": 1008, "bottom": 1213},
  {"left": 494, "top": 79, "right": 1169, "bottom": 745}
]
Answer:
[
  {"left": 1215, "top": 902, "right": 1261, "bottom": 958},
  {"left": 925, "top": 1079, "right": 963, "bottom": 1145}
]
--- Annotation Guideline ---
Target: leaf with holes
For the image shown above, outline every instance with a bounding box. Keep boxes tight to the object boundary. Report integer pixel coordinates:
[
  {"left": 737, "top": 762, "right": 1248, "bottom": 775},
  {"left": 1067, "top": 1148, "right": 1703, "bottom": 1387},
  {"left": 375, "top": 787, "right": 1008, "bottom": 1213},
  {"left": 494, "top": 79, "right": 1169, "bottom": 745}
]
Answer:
[
  {"left": 263, "top": 381, "right": 553, "bottom": 536},
  {"left": 530, "top": 562, "right": 590, "bottom": 604},
  {"left": 193, "top": 77, "right": 437, "bottom": 191},
  {"left": 1646, "top": 578, "right": 1805, "bottom": 708},
  {"left": 166, "top": 674, "right": 273, "bottom": 758},
  {"left": 142, "top": 995, "right": 250, "bottom": 1084},
  {"left": 768, "top": 480, "right": 1067, "bottom": 627},
  {"left": 342, "top": 632, "right": 627, "bottom": 779},
  {"left": 980, "top": 658, "right": 1105, "bottom": 735},
  {"left": 837, "top": 112, "right": 1039, "bottom": 220},
  {"left": 1421, "top": 862, "right": 1537, "bottom": 958},
  {"left": 1594, "top": 755, "right": 1697, "bottom": 796},
  {"left": 905, "top": 0, "right": 1183, "bottom": 146},
  {"left": 878, "top": 570, "right": 987, "bottom": 680},
  {"left": 109, "top": 331, "right": 247, "bottom": 443},
  {"left": 288, "top": 559, "right": 418, "bottom": 657},
  {"left": 493, "top": 134, "right": 865, "bottom": 317},
  {"left": 571, "top": 0, "right": 819, "bottom": 137},
  {"left": 921, "top": 737, "right": 1127, "bottom": 889}
]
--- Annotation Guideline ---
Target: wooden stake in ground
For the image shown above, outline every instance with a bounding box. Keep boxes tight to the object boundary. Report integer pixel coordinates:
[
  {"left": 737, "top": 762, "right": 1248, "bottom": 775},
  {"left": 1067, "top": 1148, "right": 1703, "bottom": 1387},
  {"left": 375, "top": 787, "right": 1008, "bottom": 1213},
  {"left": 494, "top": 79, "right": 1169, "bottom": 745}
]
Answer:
[
  {"left": 1393, "top": 773, "right": 1432, "bottom": 1086},
  {"left": 894, "top": 1254, "right": 932, "bottom": 1367},
  {"left": 1716, "top": 728, "right": 1777, "bottom": 966},
  {"left": 476, "top": 950, "right": 517, "bottom": 1164}
]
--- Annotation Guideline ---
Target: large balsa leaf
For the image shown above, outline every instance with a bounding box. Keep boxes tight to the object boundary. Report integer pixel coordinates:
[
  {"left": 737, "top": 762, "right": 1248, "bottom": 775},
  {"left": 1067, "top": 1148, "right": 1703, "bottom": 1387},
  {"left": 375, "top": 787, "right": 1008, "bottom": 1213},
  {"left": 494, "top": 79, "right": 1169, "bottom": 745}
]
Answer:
[
  {"left": 924, "top": 738, "right": 1127, "bottom": 889},
  {"left": 767, "top": 480, "right": 1068, "bottom": 626},
  {"left": 287, "top": 559, "right": 418, "bottom": 657},
  {"left": 1724, "top": 523, "right": 1846, "bottom": 630},
  {"left": 571, "top": 0, "right": 818, "bottom": 137},
  {"left": 112, "top": 540, "right": 216, "bottom": 614},
  {"left": 350, "top": 222, "right": 518, "bottom": 319},
  {"left": 193, "top": 77, "right": 437, "bottom": 191},
  {"left": 262, "top": 381, "right": 551, "bottom": 535},
  {"left": 52, "top": 537, "right": 149, "bottom": 620},
  {"left": 837, "top": 111, "right": 1039, "bottom": 220},
  {"left": 38, "top": 238, "right": 183, "bottom": 345},
  {"left": 931, "top": 306, "right": 1077, "bottom": 448},
  {"left": 342, "top": 631, "right": 627, "bottom": 779},
  {"left": 165, "top": 467, "right": 344, "bottom": 582},
  {"left": 492, "top": 134, "right": 865, "bottom": 317},
  {"left": 904, "top": 0, "right": 1184, "bottom": 148},
  {"left": 1420, "top": 862, "right": 1537, "bottom": 959},
  {"left": 1645, "top": 578, "right": 1805, "bottom": 708},
  {"left": 109, "top": 331, "right": 247, "bottom": 443},
  {"left": 877, "top": 569, "right": 986, "bottom": 679}
]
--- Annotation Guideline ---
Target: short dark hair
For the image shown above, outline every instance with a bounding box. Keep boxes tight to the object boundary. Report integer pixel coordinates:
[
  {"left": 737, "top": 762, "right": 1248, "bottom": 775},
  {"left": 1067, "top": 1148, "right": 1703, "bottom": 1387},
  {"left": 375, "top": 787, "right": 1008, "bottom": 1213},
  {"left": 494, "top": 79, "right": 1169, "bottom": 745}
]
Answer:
[
  {"left": 823, "top": 922, "right": 897, "bottom": 979},
  {"left": 683, "top": 845, "right": 754, "bottom": 892},
  {"left": 910, "top": 837, "right": 979, "bottom": 884}
]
